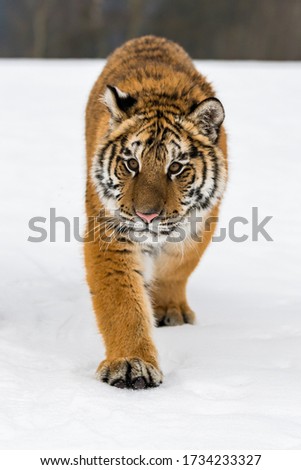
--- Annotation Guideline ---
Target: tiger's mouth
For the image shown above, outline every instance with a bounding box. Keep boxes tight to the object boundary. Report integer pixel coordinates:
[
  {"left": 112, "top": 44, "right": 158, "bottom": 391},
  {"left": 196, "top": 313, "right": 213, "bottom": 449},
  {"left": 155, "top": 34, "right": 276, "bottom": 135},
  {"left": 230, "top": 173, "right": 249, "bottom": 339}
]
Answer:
[
  {"left": 99, "top": 203, "right": 206, "bottom": 243},
  {"left": 115, "top": 211, "right": 187, "bottom": 238}
]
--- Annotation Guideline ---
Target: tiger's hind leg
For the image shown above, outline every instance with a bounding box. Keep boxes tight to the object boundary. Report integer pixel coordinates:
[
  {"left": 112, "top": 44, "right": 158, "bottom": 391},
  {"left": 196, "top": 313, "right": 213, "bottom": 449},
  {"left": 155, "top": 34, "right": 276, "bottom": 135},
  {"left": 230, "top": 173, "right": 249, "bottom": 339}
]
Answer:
[
  {"left": 152, "top": 278, "right": 196, "bottom": 327},
  {"left": 154, "top": 301, "right": 196, "bottom": 327}
]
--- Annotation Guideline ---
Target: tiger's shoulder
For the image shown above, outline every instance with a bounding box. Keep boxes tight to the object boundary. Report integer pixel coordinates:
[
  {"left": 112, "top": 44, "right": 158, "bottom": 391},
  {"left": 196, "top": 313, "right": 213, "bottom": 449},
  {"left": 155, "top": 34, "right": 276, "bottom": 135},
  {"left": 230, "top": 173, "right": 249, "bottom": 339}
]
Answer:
[{"left": 98, "top": 35, "right": 214, "bottom": 101}]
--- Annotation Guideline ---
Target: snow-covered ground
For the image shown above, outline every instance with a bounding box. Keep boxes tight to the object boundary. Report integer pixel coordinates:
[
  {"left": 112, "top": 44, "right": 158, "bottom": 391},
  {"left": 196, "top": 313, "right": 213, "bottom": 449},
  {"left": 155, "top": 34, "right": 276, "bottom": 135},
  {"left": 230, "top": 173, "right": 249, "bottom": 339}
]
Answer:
[{"left": 0, "top": 60, "right": 300, "bottom": 450}]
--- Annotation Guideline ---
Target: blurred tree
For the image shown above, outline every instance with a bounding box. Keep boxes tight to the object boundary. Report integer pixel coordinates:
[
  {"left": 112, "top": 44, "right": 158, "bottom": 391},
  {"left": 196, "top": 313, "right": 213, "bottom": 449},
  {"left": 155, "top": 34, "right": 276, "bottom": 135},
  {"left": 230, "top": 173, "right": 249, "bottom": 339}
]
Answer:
[{"left": 0, "top": 0, "right": 301, "bottom": 59}]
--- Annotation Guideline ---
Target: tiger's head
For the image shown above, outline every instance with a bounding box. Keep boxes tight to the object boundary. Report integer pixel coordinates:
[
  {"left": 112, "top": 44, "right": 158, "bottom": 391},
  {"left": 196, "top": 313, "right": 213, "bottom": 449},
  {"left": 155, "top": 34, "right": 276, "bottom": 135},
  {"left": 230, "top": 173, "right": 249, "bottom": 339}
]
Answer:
[{"left": 92, "top": 85, "right": 227, "bottom": 243}]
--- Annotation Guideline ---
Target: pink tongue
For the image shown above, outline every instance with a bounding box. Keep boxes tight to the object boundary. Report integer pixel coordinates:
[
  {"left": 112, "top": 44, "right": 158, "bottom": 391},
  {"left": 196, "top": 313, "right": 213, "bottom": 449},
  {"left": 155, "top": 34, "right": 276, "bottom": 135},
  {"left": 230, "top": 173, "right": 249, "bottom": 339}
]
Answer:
[{"left": 136, "top": 211, "right": 159, "bottom": 223}]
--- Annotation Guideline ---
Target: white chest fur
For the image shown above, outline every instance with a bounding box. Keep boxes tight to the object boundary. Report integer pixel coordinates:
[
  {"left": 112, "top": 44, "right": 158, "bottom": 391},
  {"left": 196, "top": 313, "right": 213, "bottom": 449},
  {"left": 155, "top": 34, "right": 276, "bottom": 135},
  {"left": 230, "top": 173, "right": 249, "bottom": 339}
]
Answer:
[{"left": 141, "top": 251, "right": 154, "bottom": 285}]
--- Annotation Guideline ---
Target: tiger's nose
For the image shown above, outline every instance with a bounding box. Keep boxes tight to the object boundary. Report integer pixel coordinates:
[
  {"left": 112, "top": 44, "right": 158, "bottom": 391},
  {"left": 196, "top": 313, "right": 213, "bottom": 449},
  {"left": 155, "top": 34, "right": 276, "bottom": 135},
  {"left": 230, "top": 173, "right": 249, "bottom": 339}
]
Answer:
[{"left": 136, "top": 211, "right": 159, "bottom": 223}]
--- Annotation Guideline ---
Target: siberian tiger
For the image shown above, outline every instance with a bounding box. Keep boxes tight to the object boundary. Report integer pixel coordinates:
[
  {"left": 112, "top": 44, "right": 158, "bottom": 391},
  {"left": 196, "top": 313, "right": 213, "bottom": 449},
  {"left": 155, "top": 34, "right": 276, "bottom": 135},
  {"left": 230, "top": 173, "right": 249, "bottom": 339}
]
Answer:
[{"left": 85, "top": 36, "right": 228, "bottom": 390}]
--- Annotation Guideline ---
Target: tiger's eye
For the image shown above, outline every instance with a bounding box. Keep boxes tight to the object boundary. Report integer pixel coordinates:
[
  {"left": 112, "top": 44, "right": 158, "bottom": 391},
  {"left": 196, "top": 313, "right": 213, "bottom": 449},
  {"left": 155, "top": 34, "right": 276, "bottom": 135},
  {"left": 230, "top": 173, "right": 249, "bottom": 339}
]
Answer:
[
  {"left": 169, "top": 161, "right": 182, "bottom": 175},
  {"left": 126, "top": 158, "right": 139, "bottom": 172}
]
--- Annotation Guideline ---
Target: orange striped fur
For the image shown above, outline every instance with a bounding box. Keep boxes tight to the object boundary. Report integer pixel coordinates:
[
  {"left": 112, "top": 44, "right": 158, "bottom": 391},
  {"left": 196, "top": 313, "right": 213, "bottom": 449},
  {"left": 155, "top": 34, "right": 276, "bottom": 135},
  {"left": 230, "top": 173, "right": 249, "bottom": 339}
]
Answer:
[{"left": 85, "top": 36, "right": 228, "bottom": 389}]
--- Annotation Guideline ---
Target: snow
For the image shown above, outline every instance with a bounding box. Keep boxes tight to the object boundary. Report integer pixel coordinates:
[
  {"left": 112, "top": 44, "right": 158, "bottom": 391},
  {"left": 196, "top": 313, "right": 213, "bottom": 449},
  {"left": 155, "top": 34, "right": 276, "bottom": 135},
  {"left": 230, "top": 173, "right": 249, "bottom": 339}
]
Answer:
[{"left": 0, "top": 59, "right": 300, "bottom": 450}]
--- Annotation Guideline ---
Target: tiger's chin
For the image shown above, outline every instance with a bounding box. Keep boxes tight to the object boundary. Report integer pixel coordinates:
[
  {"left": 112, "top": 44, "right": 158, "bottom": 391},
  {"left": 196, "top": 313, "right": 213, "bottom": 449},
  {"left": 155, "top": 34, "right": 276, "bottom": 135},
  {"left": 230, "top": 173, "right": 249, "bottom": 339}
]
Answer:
[{"left": 120, "top": 219, "right": 195, "bottom": 246}]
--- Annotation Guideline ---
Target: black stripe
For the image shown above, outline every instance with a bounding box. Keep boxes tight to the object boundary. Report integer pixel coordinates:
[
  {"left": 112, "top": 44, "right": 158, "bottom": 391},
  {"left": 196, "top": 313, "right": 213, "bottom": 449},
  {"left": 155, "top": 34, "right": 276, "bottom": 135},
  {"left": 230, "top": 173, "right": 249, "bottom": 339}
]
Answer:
[
  {"left": 136, "top": 122, "right": 157, "bottom": 136},
  {"left": 170, "top": 139, "right": 181, "bottom": 150},
  {"left": 106, "top": 248, "right": 132, "bottom": 254},
  {"left": 133, "top": 269, "right": 143, "bottom": 277},
  {"left": 107, "top": 143, "right": 117, "bottom": 178},
  {"left": 208, "top": 149, "right": 219, "bottom": 198}
]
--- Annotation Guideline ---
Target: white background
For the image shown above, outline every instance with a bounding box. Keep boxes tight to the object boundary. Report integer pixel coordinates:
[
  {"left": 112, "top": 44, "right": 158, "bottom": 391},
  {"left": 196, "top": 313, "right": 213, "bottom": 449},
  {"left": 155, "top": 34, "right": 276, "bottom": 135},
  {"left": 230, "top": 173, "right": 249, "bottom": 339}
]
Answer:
[{"left": 0, "top": 60, "right": 300, "bottom": 449}]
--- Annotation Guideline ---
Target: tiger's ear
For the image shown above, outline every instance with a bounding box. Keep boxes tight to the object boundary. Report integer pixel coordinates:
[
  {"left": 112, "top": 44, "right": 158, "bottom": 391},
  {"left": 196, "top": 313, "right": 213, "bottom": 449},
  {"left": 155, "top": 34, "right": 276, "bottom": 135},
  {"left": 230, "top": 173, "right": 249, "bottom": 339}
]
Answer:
[
  {"left": 188, "top": 97, "right": 225, "bottom": 143},
  {"left": 103, "top": 85, "right": 137, "bottom": 122}
]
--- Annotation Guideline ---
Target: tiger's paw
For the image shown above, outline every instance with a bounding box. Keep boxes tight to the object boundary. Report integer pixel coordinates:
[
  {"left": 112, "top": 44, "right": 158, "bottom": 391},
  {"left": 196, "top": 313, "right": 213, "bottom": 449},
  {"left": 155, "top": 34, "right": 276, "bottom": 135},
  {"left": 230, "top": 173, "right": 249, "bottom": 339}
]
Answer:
[
  {"left": 154, "top": 303, "right": 195, "bottom": 327},
  {"left": 97, "top": 358, "right": 163, "bottom": 390}
]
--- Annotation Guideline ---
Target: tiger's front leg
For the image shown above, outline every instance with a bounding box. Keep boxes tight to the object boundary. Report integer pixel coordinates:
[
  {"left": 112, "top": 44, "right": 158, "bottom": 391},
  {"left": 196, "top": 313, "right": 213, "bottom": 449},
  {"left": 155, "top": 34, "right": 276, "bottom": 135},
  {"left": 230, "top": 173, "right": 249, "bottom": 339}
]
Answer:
[{"left": 84, "top": 237, "right": 162, "bottom": 390}]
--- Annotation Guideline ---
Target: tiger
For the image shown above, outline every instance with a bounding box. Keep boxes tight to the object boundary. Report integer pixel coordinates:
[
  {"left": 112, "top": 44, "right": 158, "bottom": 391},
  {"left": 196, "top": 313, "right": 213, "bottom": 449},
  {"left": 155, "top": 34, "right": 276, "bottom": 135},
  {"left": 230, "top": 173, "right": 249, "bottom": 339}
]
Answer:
[{"left": 84, "top": 35, "right": 228, "bottom": 390}]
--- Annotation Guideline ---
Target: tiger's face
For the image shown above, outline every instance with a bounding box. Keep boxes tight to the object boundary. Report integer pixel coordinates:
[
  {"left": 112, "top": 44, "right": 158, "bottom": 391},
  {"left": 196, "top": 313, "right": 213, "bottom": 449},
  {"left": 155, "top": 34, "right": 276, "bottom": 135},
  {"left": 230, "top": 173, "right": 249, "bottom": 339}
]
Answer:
[{"left": 92, "top": 86, "right": 227, "bottom": 243}]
